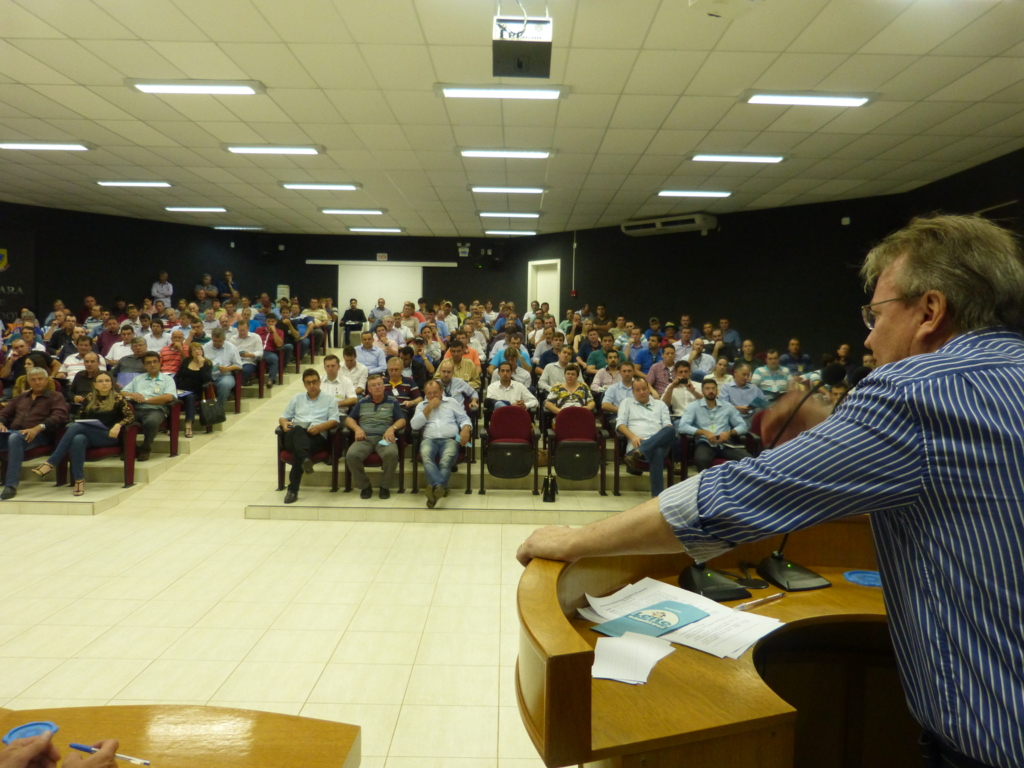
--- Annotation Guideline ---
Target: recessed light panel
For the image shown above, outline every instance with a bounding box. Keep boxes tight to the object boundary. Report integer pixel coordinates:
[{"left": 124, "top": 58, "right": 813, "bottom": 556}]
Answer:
[
  {"left": 479, "top": 212, "right": 540, "bottom": 218},
  {"left": 485, "top": 230, "right": 536, "bottom": 236},
  {"left": 322, "top": 209, "right": 384, "bottom": 215},
  {"left": 130, "top": 80, "right": 264, "bottom": 95},
  {"left": 227, "top": 146, "right": 321, "bottom": 155},
  {"left": 282, "top": 183, "right": 360, "bottom": 191},
  {"left": 692, "top": 154, "right": 783, "bottom": 164},
  {"left": 442, "top": 86, "right": 561, "bottom": 100},
  {"left": 472, "top": 187, "right": 544, "bottom": 194},
  {"left": 166, "top": 207, "right": 227, "bottom": 212},
  {"left": 658, "top": 190, "right": 731, "bottom": 198},
  {"left": 349, "top": 227, "right": 402, "bottom": 233},
  {"left": 748, "top": 94, "right": 869, "bottom": 107},
  {"left": 0, "top": 142, "right": 89, "bottom": 151},
  {"left": 461, "top": 150, "right": 550, "bottom": 159},
  {"left": 97, "top": 181, "right": 172, "bottom": 187}
]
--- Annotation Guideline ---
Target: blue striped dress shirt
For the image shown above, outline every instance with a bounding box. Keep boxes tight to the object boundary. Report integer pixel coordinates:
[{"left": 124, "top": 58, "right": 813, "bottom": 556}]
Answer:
[{"left": 659, "top": 328, "right": 1024, "bottom": 768}]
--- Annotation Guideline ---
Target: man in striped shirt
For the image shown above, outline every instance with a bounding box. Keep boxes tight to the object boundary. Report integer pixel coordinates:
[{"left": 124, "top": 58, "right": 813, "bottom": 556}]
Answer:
[{"left": 519, "top": 214, "right": 1024, "bottom": 768}]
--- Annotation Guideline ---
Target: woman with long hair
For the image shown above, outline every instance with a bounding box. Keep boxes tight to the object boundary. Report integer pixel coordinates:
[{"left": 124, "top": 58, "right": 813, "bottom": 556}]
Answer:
[
  {"left": 32, "top": 372, "right": 134, "bottom": 496},
  {"left": 175, "top": 342, "right": 213, "bottom": 438}
]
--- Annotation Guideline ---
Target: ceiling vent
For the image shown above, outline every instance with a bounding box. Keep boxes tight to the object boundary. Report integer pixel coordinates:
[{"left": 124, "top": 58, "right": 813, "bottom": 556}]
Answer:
[{"left": 620, "top": 213, "right": 717, "bottom": 237}]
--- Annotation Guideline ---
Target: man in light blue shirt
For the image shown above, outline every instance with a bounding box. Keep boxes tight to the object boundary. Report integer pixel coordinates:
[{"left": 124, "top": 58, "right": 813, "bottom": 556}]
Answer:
[
  {"left": 203, "top": 329, "right": 243, "bottom": 407},
  {"left": 752, "top": 349, "right": 793, "bottom": 402},
  {"left": 411, "top": 380, "right": 471, "bottom": 507},
  {"left": 601, "top": 360, "right": 638, "bottom": 417},
  {"left": 719, "top": 363, "right": 769, "bottom": 427},
  {"left": 368, "top": 298, "right": 391, "bottom": 329},
  {"left": 718, "top": 317, "right": 743, "bottom": 349},
  {"left": 685, "top": 338, "right": 715, "bottom": 381},
  {"left": 122, "top": 351, "right": 177, "bottom": 461},
  {"left": 355, "top": 330, "right": 387, "bottom": 374},
  {"left": 279, "top": 368, "right": 340, "bottom": 504},
  {"left": 616, "top": 378, "right": 675, "bottom": 497},
  {"left": 679, "top": 379, "right": 750, "bottom": 472}
]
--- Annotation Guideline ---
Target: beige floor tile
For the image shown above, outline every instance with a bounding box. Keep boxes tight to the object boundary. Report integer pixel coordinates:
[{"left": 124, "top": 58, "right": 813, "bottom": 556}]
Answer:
[
  {"left": 114, "top": 658, "right": 238, "bottom": 700},
  {"left": 393, "top": 523, "right": 452, "bottom": 549},
  {"left": 438, "top": 563, "right": 502, "bottom": 585},
  {"left": 425, "top": 604, "right": 501, "bottom": 635},
  {"left": 415, "top": 633, "right": 500, "bottom": 667},
  {"left": 0, "top": 597, "right": 75, "bottom": 625},
  {"left": 159, "top": 627, "right": 265, "bottom": 661},
  {"left": 208, "top": 701, "right": 304, "bottom": 716},
  {"left": 382, "top": 546, "right": 447, "bottom": 567},
  {"left": 431, "top": 583, "right": 502, "bottom": 608},
  {"left": 443, "top": 548, "right": 505, "bottom": 566},
  {"left": 194, "top": 601, "right": 287, "bottom": 630},
  {"left": 270, "top": 602, "right": 357, "bottom": 632},
  {"left": 76, "top": 626, "right": 187, "bottom": 660},
  {"left": 386, "top": 759, "right": 496, "bottom": 768},
  {"left": 348, "top": 604, "right": 429, "bottom": 634},
  {"left": 246, "top": 629, "right": 344, "bottom": 663},
  {"left": 300, "top": 703, "right": 400, "bottom": 757},
  {"left": 19, "top": 657, "right": 153, "bottom": 699},
  {"left": 330, "top": 632, "right": 422, "bottom": 665},
  {"left": 19, "top": 575, "right": 113, "bottom": 601},
  {"left": 0, "top": 658, "right": 65, "bottom": 699},
  {"left": 373, "top": 563, "right": 442, "bottom": 584},
  {"left": 389, "top": 705, "right": 497, "bottom": 758},
  {"left": 210, "top": 660, "right": 327, "bottom": 703},
  {"left": 307, "top": 664, "right": 412, "bottom": 705},
  {"left": 119, "top": 600, "right": 216, "bottom": 628},
  {"left": 0, "top": 624, "right": 108, "bottom": 659},
  {"left": 48, "top": 598, "right": 149, "bottom": 627},
  {"left": 0, "top": 625, "right": 29, "bottom": 646},
  {"left": 291, "top": 580, "right": 370, "bottom": 605},
  {"left": 152, "top": 576, "right": 245, "bottom": 603},
  {"left": 498, "top": 668, "right": 518, "bottom": 708},
  {"left": 4, "top": 697, "right": 111, "bottom": 710},
  {"left": 360, "top": 582, "right": 436, "bottom": 607},
  {"left": 404, "top": 665, "right": 499, "bottom": 707},
  {"left": 498, "top": 706, "right": 542, "bottom": 759},
  {"left": 447, "top": 523, "right": 504, "bottom": 549},
  {"left": 321, "top": 546, "right": 391, "bottom": 566},
  {"left": 313, "top": 562, "right": 383, "bottom": 583}
]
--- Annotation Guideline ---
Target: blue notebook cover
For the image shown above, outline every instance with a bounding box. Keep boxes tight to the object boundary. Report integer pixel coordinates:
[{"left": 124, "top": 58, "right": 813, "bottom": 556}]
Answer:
[{"left": 593, "top": 600, "right": 709, "bottom": 638}]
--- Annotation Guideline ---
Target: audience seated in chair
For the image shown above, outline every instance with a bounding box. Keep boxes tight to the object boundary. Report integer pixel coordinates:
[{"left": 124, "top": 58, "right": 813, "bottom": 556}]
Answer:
[
  {"left": 544, "top": 363, "right": 594, "bottom": 418},
  {"left": 340, "top": 346, "right": 368, "bottom": 395},
  {"left": 486, "top": 361, "right": 538, "bottom": 412},
  {"left": 539, "top": 345, "right": 572, "bottom": 391},
  {"left": 120, "top": 351, "right": 176, "bottom": 462},
  {"left": 439, "top": 340, "right": 478, "bottom": 389},
  {"left": 203, "top": 329, "right": 242, "bottom": 408},
  {"left": 356, "top": 331, "right": 387, "bottom": 375},
  {"left": 175, "top": 343, "right": 213, "bottom": 439},
  {"left": 601, "top": 360, "right": 638, "bottom": 417},
  {"left": 385, "top": 356, "right": 423, "bottom": 411},
  {"left": 230, "top": 320, "right": 266, "bottom": 386},
  {"left": 320, "top": 354, "right": 359, "bottom": 416},
  {"left": 110, "top": 337, "right": 149, "bottom": 379},
  {"left": 411, "top": 379, "right": 472, "bottom": 508},
  {"left": 616, "top": 377, "right": 675, "bottom": 497},
  {"left": 719, "top": 362, "right": 768, "bottom": 427},
  {"left": 591, "top": 349, "right": 622, "bottom": 391},
  {"left": 257, "top": 314, "right": 288, "bottom": 377},
  {"left": 67, "top": 352, "right": 108, "bottom": 406},
  {"left": 345, "top": 373, "right": 407, "bottom": 500},
  {"left": 435, "top": 359, "right": 478, "bottom": 411},
  {"left": 278, "top": 368, "right": 340, "bottom": 504},
  {"left": 751, "top": 348, "right": 793, "bottom": 403},
  {"left": 646, "top": 344, "right": 675, "bottom": 395},
  {"left": 32, "top": 371, "right": 134, "bottom": 496},
  {"left": 678, "top": 379, "right": 751, "bottom": 472},
  {"left": 661, "top": 360, "right": 701, "bottom": 420},
  {"left": 0, "top": 367, "right": 69, "bottom": 500}
]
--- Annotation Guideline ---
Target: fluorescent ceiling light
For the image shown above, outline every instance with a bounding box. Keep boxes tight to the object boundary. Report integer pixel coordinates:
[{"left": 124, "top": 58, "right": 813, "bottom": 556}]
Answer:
[
  {"left": 97, "top": 181, "right": 172, "bottom": 187},
  {"left": 472, "top": 186, "right": 544, "bottom": 194},
  {"left": 130, "top": 80, "right": 264, "bottom": 95},
  {"left": 461, "top": 149, "right": 550, "bottom": 159},
  {"left": 442, "top": 86, "right": 561, "bottom": 100},
  {"left": 227, "top": 146, "right": 320, "bottom": 155},
  {"left": 479, "top": 212, "right": 540, "bottom": 218},
  {"left": 322, "top": 209, "right": 384, "bottom": 215},
  {"left": 748, "top": 94, "right": 869, "bottom": 107},
  {"left": 349, "top": 227, "right": 402, "bottom": 233},
  {"left": 213, "top": 226, "right": 263, "bottom": 231},
  {"left": 692, "top": 154, "right": 783, "bottom": 164},
  {"left": 166, "top": 206, "right": 226, "bottom": 212},
  {"left": 282, "top": 183, "right": 359, "bottom": 191},
  {"left": 0, "top": 142, "right": 88, "bottom": 151},
  {"left": 486, "top": 230, "right": 536, "bottom": 236},
  {"left": 658, "top": 190, "right": 731, "bottom": 198}
]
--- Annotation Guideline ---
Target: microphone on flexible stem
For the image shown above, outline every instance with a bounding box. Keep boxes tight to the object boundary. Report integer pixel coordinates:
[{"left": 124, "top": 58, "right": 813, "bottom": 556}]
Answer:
[
  {"left": 755, "top": 363, "right": 848, "bottom": 592},
  {"left": 836, "top": 365, "right": 872, "bottom": 408}
]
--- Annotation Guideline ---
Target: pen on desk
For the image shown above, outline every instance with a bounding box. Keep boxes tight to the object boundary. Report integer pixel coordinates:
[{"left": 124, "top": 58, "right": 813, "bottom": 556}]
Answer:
[
  {"left": 733, "top": 592, "right": 786, "bottom": 612},
  {"left": 69, "top": 743, "right": 151, "bottom": 766}
]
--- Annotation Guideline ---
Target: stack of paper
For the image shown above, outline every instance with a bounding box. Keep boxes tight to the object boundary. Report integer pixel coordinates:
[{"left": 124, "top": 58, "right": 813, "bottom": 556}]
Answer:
[
  {"left": 592, "top": 631, "right": 675, "bottom": 684},
  {"left": 581, "top": 577, "right": 783, "bottom": 659}
]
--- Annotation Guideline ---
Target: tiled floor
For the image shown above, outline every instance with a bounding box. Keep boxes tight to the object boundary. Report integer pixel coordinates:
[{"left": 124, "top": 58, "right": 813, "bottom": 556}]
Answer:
[{"left": 0, "top": 370, "right": 644, "bottom": 767}]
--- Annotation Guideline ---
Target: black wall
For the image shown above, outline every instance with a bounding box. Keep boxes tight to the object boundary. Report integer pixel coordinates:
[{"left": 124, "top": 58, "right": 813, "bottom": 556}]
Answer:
[{"left": 2, "top": 145, "right": 1022, "bottom": 360}]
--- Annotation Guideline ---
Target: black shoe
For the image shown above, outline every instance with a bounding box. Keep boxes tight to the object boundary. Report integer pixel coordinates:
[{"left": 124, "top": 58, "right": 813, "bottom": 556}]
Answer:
[
  {"left": 0, "top": 486, "right": 16, "bottom": 501},
  {"left": 284, "top": 489, "right": 298, "bottom": 504},
  {"left": 433, "top": 484, "right": 447, "bottom": 499},
  {"left": 624, "top": 450, "right": 643, "bottom": 475},
  {"left": 360, "top": 486, "right": 372, "bottom": 500},
  {"left": 302, "top": 458, "right": 314, "bottom": 474},
  {"left": 379, "top": 488, "right": 390, "bottom": 500},
  {"left": 137, "top": 450, "right": 151, "bottom": 462},
  {"left": 267, "top": 380, "right": 274, "bottom": 389}
]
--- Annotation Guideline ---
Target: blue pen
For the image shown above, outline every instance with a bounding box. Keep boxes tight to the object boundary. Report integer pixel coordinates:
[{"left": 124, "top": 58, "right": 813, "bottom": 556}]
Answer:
[{"left": 69, "top": 743, "right": 150, "bottom": 766}]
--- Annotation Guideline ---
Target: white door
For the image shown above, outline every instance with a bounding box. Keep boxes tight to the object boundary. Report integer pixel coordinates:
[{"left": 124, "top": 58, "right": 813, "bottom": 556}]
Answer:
[
  {"left": 528, "top": 259, "right": 560, "bottom": 321},
  {"left": 337, "top": 265, "right": 423, "bottom": 319}
]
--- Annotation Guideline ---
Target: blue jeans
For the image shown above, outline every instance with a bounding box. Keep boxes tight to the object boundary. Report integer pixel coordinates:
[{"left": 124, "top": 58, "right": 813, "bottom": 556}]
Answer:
[
  {"left": 48, "top": 422, "right": 120, "bottom": 481},
  {"left": 281, "top": 343, "right": 294, "bottom": 368},
  {"left": 636, "top": 425, "right": 677, "bottom": 497},
  {"left": 419, "top": 437, "right": 460, "bottom": 489},
  {"left": 0, "top": 430, "right": 52, "bottom": 488},
  {"left": 241, "top": 362, "right": 257, "bottom": 383},
  {"left": 180, "top": 392, "right": 198, "bottom": 422},
  {"left": 213, "top": 374, "right": 235, "bottom": 406},
  {"left": 263, "top": 352, "right": 279, "bottom": 384}
]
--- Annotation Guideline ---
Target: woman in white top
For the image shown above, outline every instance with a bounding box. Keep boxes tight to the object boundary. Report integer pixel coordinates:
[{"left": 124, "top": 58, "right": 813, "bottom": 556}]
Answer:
[{"left": 710, "top": 355, "right": 734, "bottom": 388}]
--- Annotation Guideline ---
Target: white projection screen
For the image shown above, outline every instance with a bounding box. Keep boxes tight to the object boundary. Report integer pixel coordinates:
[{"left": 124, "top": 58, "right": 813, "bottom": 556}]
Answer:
[{"left": 337, "top": 264, "right": 423, "bottom": 315}]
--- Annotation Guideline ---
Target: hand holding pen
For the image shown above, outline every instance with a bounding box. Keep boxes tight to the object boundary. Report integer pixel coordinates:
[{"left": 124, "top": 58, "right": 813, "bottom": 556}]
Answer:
[{"left": 67, "top": 741, "right": 139, "bottom": 767}]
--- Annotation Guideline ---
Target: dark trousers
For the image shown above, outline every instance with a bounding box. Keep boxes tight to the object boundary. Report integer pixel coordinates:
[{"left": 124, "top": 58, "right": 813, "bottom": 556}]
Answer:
[
  {"left": 0, "top": 430, "right": 52, "bottom": 487},
  {"left": 284, "top": 426, "right": 329, "bottom": 492},
  {"left": 920, "top": 732, "right": 997, "bottom": 768},
  {"left": 134, "top": 405, "right": 166, "bottom": 452},
  {"left": 694, "top": 442, "right": 751, "bottom": 472}
]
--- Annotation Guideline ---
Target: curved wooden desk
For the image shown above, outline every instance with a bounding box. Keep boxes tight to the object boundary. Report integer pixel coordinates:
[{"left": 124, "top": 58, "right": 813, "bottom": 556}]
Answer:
[
  {"left": 516, "top": 516, "right": 917, "bottom": 768},
  {"left": 0, "top": 705, "right": 359, "bottom": 768}
]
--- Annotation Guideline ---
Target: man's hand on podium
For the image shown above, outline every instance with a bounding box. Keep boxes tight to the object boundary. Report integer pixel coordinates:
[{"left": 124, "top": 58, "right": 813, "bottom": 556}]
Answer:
[{"left": 517, "top": 525, "right": 577, "bottom": 566}]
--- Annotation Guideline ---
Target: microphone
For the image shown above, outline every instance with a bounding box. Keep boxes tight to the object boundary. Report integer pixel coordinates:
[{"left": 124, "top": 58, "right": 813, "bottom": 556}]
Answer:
[
  {"left": 755, "top": 363, "right": 844, "bottom": 592},
  {"left": 847, "top": 365, "right": 872, "bottom": 388}
]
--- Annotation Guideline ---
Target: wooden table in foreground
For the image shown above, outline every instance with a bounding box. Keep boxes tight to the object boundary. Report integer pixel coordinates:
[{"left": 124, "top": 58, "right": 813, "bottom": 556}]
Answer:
[
  {"left": 516, "top": 515, "right": 920, "bottom": 768},
  {"left": 0, "top": 705, "right": 360, "bottom": 768}
]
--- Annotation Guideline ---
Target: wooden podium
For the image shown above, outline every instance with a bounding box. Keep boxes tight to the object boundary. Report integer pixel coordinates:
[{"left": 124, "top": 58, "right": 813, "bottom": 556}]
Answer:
[
  {"left": 516, "top": 515, "right": 921, "bottom": 768},
  {"left": 0, "top": 705, "right": 359, "bottom": 768}
]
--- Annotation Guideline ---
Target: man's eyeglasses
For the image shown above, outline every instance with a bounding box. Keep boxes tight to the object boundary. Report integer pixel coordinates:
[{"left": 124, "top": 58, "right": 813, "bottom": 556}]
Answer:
[{"left": 861, "top": 296, "right": 916, "bottom": 330}]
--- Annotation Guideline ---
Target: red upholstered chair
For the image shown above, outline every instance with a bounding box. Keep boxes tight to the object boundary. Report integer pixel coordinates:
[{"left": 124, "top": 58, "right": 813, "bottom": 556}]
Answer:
[
  {"left": 159, "top": 401, "right": 182, "bottom": 455},
  {"left": 343, "top": 430, "right": 406, "bottom": 493},
  {"left": 231, "top": 370, "right": 243, "bottom": 414},
  {"left": 547, "top": 407, "right": 607, "bottom": 496},
  {"left": 613, "top": 426, "right": 675, "bottom": 496},
  {"left": 55, "top": 423, "right": 140, "bottom": 488},
  {"left": 256, "top": 357, "right": 266, "bottom": 398},
  {"left": 276, "top": 425, "right": 341, "bottom": 492},
  {"left": 479, "top": 405, "right": 539, "bottom": 495},
  {"left": 411, "top": 431, "right": 474, "bottom": 495}
]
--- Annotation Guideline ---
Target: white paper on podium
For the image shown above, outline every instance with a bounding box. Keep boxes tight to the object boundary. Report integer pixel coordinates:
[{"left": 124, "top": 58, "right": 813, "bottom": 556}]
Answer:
[{"left": 592, "top": 632, "right": 675, "bottom": 684}]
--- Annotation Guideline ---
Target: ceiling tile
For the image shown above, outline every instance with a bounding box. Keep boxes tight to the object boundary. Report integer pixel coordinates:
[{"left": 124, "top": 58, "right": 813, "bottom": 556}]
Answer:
[
  {"left": 0, "top": 84, "right": 83, "bottom": 119},
  {"left": 922, "top": 135, "right": 1011, "bottom": 163},
  {"left": 337, "top": 0, "right": 425, "bottom": 45},
  {"left": 502, "top": 126, "right": 555, "bottom": 148},
  {"left": 608, "top": 95, "right": 677, "bottom": 129},
  {"left": 715, "top": 0, "right": 830, "bottom": 52},
  {"left": 754, "top": 53, "right": 848, "bottom": 91},
  {"left": 162, "top": 0, "right": 280, "bottom": 43},
  {"left": 623, "top": 51, "right": 708, "bottom": 95},
  {"left": 442, "top": 99, "right": 502, "bottom": 128},
  {"left": 1, "top": 0, "right": 66, "bottom": 38},
  {"left": 874, "top": 134, "right": 961, "bottom": 161},
  {"left": 645, "top": 130, "right": 705, "bottom": 156},
  {"left": 414, "top": 0, "right": 490, "bottom": 46},
  {"left": 554, "top": 94, "right": 618, "bottom": 129},
  {"left": 219, "top": 44, "right": 318, "bottom": 88},
  {"left": 250, "top": 0, "right": 352, "bottom": 44},
  {"left": 927, "top": 58, "right": 1024, "bottom": 102},
  {"left": 588, "top": 154, "right": 639, "bottom": 175},
  {"left": 400, "top": 124, "right": 455, "bottom": 151},
  {"left": 9, "top": 40, "right": 127, "bottom": 86},
  {"left": 548, "top": 155, "right": 593, "bottom": 174},
  {"left": 269, "top": 90, "right": 344, "bottom": 124},
  {"left": 767, "top": 105, "right": 849, "bottom": 133},
  {"left": 830, "top": 133, "right": 912, "bottom": 160},
  {"left": 149, "top": 95, "right": 239, "bottom": 123},
  {"left": 740, "top": 131, "right": 807, "bottom": 153},
  {"left": 644, "top": 3, "right": 727, "bottom": 51},
  {"left": 685, "top": 52, "right": 780, "bottom": 97},
  {"left": 693, "top": 130, "right": 759, "bottom": 152},
  {"left": 385, "top": 91, "right": 450, "bottom": 125},
  {"left": 932, "top": 2, "right": 1024, "bottom": 56},
  {"left": 325, "top": 90, "right": 396, "bottom": 124},
  {"left": 563, "top": 49, "right": 639, "bottom": 94},
  {"left": 428, "top": 46, "right": 493, "bottom": 84},
  {"left": 361, "top": 45, "right": 437, "bottom": 91},
  {"left": 873, "top": 101, "right": 969, "bottom": 134},
  {"left": 222, "top": 96, "right": 295, "bottom": 123},
  {"left": 0, "top": 117, "right": 73, "bottom": 141},
  {"left": 451, "top": 125, "right": 503, "bottom": 147},
  {"left": 31, "top": 86, "right": 133, "bottom": 120},
  {"left": 147, "top": 42, "right": 250, "bottom": 79},
  {"left": 11, "top": 0, "right": 136, "bottom": 39},
  {"left": 145, "top": 121, "right": 221, "bottom": 147},
  {"left": 631, "top": 155, "right": 681, "bottom": 175},
  {"left": 598, "top": 128, "right": 655, "bottom": 154},
  {"left": 571, "top": 0, "right": 659, "bottom": 49},
  {"left": 253, "top": 123, "right": 313, "bottom": 145},
  {"left": 788, "top": 0, "right": 913, "bottom": 54},
  {"left": 94, "top": 120, "right": 180, "bottom": 146},
  {"left": 0, "top": 41, "right": 75, "bottom": 85},
  {"left": 714, "top": 103, "right": 787, "bottom": 132},
  {"left": 814, "top": 53, "right": 916, "bottom": 92},
  {"left": 879, "top": 56, "right": 987, "bottom": 100},
  {"left": 500, "top": 100, "right": 561, "bottom": 128},
  {"left": 661, "top": 96, "right": 735, "bottom": 130},
  {"left": 290, "top": 45, "right": 379, "bottom": 89},
  {"left": 977, "top": 108, "right": 1024, "bottom": 137},
  {"left": 196, "top": 121, "right": 265, "bottom": 143},
  {"left": 859, "top": 0, "right": 993, "bottom": 56},
  {"left": 817, "top": 100, "right": 912, "bottom": 134},
  {"left": 924, "top": 102, "right": 1023, "bottom": 136}
]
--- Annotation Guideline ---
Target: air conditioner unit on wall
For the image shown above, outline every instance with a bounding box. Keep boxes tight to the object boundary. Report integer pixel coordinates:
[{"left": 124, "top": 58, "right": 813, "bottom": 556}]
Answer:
[{"left": 620, "top": 213, "right": 718, "bottom": 237}]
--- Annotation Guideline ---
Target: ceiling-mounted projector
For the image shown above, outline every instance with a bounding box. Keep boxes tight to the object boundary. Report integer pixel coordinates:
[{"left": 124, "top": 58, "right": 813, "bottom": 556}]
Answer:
[{"left": 493, "top": 16, "right": 552, "bottom": 78}]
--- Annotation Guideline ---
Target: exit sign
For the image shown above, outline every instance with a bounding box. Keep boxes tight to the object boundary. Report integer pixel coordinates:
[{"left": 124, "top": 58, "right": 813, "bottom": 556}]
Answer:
[{"left": 376, "top": 252, "right": 388, "bottom": 261}]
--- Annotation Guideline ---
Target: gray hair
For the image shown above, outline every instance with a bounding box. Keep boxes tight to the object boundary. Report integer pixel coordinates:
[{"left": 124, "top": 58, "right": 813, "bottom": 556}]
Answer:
[
  {"left": 211, "top": 328, "right": 226, "bottom": 340},
  {"left": 131, "top": 336, "right": 146, "bottom": 346},
  {"left": 861, "top": 214, "right": 1024, "bottom": 334},
  {"left": 26, "top": 367, "right": 47, "bottom": 378}
]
